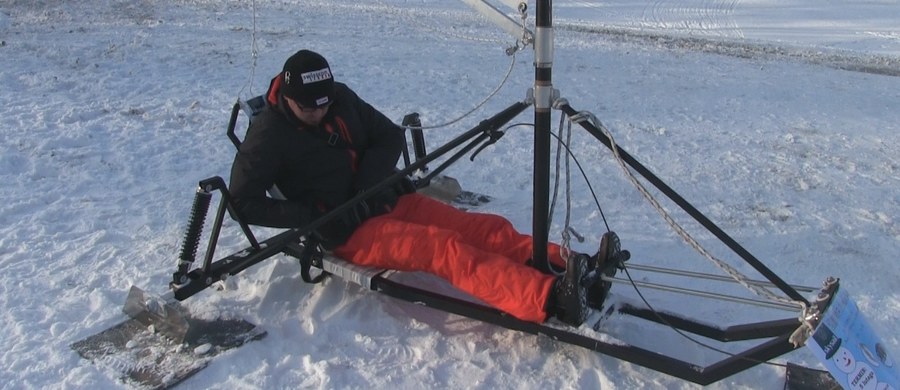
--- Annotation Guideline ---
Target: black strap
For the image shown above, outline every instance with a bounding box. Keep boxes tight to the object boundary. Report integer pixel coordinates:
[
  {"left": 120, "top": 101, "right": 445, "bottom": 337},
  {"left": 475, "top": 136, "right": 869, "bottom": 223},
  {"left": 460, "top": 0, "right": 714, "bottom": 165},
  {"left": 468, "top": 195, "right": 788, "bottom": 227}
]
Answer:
[
  {"left": 298, "top": 238, "right": 329, "bottom": 284},
  {"left": 307, "top": 128, "right": 354, "bottom": 149}
]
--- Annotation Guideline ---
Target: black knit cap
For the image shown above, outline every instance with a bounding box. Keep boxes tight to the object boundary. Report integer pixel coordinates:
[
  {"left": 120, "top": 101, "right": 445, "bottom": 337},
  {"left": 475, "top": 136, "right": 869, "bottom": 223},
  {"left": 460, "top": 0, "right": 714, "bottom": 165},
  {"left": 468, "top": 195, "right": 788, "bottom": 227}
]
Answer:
[{"left": 281, "top": 49, "right": 335, "bottom": 108}]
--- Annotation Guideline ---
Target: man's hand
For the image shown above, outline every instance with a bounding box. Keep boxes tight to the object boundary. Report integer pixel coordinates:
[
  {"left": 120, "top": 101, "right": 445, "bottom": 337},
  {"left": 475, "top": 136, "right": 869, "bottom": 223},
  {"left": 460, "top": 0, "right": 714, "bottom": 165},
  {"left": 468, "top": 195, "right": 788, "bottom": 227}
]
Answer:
[
  {"left": 364, "top": 189, "right": 397, "bottom": 216},
  {"left": 363, "top": 177, "right": 415, "bottom": 215},
  {"left": 314, "top": 202, "right": 369, "bottom": 248},
  {"left": 316, "top": 177, "right": 415, "bottom": 248}
]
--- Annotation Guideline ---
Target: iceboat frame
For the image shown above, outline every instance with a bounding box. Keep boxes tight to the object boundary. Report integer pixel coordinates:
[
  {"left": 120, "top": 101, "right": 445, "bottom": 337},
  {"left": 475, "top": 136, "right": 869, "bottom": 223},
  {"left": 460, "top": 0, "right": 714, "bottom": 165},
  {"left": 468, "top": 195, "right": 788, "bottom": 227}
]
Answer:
[{"left": 162, "top": 97, "right": 814, "bottom": 385}]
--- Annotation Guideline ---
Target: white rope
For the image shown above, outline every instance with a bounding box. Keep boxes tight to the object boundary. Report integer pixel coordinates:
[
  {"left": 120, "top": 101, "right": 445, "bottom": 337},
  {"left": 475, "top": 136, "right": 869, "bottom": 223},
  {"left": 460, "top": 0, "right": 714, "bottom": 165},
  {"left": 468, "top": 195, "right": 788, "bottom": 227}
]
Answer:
[
  {"left": 237, "top": 0, "right": 260, "bottom": 99},
  {"left": 374, "top": 0, "right": 513, "bottom": 46},
  {"left": 550, "top": 109, "right": 579, "bottom": 265},
  {"left": 549, "top": 112, "right": 565, "bottom": 259},
  {"left": 402, "top": 50, "right": 520, "bottom": 131},
  {"left": 370, "top": 0, "right": 531, "bottom": 131},
  {"left": 556, "top": 103, "right": 809, "bottom": 320}
]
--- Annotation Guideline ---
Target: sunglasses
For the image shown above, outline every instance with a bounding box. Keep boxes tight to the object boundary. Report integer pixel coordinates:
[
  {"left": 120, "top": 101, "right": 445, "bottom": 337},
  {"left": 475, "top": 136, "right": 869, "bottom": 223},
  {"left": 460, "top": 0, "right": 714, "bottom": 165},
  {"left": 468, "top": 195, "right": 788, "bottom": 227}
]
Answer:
[{"left": 296, "top": 101, "right": 332, "bottom": 113}]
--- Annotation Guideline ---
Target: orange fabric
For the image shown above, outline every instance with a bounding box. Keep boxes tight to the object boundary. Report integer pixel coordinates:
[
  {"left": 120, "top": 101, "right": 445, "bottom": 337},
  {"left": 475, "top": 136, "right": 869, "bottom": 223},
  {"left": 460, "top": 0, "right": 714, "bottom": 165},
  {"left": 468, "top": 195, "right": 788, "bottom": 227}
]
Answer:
[{"left": 333, "top": 193, "right": 567, "bottom": 323}]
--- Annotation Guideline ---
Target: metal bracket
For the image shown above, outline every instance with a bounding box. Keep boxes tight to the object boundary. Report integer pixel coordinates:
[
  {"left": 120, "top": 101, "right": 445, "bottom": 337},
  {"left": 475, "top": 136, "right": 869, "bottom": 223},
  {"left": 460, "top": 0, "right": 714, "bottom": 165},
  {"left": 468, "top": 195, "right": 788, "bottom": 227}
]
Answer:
[{"left": 459, "top": 0, "right": 533, "bottom": 46}]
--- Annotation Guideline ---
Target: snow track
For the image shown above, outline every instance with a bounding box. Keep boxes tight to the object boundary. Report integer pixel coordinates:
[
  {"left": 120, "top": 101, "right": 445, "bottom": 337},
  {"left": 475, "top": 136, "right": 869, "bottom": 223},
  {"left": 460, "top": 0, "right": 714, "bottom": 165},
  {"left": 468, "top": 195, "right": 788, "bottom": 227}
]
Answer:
[
  {"left": 545, "top": 0, "right": 899, "bottom": 77},
  {"left": 640, "top": 0, "right": 743, "bottom": 39},
  {"left": 555, "top": 23, "right": 900, "bottom": 77},
  {"left": 550, "top": 0, "right": 743, "bottom": 39},
  {"left": 413, "top": 0, "right": 900, "bottom": 77}
]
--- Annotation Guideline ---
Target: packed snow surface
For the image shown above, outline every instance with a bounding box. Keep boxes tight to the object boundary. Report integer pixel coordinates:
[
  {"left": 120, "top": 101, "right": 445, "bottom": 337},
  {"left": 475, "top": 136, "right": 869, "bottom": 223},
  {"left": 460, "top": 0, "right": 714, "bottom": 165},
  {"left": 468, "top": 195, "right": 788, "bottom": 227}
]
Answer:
[{"left": 1, "top": 0, "right": 898, "bottom": 389}]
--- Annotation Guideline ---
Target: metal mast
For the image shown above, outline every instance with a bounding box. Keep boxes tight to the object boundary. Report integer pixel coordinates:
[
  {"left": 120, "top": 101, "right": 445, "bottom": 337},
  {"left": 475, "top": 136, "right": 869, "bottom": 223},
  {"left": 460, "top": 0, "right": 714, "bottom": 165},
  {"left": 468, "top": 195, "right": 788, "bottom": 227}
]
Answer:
[{"left": 532, "top": 0, "right": 553, "bottom": 268}]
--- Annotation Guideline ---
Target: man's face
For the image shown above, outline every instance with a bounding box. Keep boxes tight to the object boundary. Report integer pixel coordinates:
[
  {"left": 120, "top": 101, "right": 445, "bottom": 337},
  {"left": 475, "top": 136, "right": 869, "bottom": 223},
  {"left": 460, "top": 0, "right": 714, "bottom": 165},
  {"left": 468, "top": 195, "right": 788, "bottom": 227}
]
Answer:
[{"left": 286, "top": 97, "right": 330, "bottom": 127}]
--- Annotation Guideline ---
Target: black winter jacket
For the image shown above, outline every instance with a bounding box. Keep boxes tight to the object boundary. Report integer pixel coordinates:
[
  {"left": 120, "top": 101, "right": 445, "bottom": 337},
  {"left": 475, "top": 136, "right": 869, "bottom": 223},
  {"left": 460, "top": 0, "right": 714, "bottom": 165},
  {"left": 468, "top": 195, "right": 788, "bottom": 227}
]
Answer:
[{"left": 228, "top": 76, "right": 404, "bottom": 229}]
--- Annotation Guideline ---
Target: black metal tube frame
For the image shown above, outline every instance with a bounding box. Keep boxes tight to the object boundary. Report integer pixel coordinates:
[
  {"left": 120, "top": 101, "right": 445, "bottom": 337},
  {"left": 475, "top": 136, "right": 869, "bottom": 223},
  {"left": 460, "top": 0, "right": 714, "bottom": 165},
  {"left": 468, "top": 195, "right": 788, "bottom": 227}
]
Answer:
[
  {"left": 556, "top": 103, "right": 807, "bottom": 305},
  {"left": 172, "top": 97, "right": 806, "bottom": 385},
  {"left": 371, "top": 274, "right": 800, "bottom": 385},
  {"left": 171, "top": 101, "right": 531, "bottom": 301},
  {"left": 532, "top": 0, "right": 554, "bottom": 273}
]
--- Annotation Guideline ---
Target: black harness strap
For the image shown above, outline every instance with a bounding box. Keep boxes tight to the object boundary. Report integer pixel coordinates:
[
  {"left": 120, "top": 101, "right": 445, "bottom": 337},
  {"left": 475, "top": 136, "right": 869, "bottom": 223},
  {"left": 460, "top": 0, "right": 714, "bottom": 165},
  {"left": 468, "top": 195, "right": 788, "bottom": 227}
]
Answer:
[
  {"left": 285, "top": 238, "right": 329, "bottom": 284},
  {"left": 306, "top": 127, "right": 354, "bottom": 149}
]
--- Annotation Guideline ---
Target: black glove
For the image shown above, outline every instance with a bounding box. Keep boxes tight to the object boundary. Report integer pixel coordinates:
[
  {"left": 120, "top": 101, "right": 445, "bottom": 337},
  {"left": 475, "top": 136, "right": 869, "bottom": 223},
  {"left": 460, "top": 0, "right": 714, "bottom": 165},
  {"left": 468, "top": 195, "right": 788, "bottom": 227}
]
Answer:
[
  {"left": 364, "top": 188, "right": 398, "bottom": 217},
  {"left": 396, "top": 176, "right": 417, "bottom": 195},
  {"left": 361, "top": 176, "right": 415, "bottom": 216},
  {"left": 313, "top": 202, "right": 370, "bottom": 249}
]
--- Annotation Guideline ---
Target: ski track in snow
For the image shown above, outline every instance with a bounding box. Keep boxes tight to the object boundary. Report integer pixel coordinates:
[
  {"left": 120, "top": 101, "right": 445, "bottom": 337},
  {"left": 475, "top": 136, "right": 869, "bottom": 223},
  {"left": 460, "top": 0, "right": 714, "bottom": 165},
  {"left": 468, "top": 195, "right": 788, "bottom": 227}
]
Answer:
[
  {"left": 0, "top": 0, "right": 898, "bottom": 389},
  {"left": 557, "top": 0, "right": 744, "bottom": 40},
  {"left": 554, "top": 0, "right": 900, "bottom": 77},
  {"left": 641, "top": 0, "right": 743, "bottom": 39}
]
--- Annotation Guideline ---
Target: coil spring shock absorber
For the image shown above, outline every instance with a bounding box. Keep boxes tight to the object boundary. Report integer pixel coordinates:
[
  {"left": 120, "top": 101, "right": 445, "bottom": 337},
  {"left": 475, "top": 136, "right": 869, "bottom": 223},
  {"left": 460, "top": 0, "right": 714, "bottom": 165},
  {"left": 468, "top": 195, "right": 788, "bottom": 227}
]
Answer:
[{"left": 172, "top": 186, "right": 212, "bottom": 285}]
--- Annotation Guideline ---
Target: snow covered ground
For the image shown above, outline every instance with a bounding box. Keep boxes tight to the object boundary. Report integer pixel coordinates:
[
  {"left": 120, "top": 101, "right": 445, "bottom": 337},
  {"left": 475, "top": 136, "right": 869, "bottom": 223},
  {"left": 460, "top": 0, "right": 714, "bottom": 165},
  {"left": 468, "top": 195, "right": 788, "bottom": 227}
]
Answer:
[{"left": 1, "top": 0, "right": 898, "bottom": 388}]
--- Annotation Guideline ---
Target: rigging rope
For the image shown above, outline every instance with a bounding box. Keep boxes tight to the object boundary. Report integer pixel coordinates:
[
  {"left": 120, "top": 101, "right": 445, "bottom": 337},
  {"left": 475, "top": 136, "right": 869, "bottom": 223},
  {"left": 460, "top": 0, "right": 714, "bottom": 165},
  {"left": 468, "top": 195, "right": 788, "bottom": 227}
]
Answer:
[
  {"left": 550, "top": 110, "right": 579, "bottom": 266},
  {"left": 552, "top": 101, "right": 812, "bottom": 338},
  {"left": 366, "top": 0, "right": 532, "bottom": 131},
  {"left": 239, "top": 0, "right": 529, "bottom": 132},
  {"left": 404, "top": 50, "right": 520, "bottom": 131},
  {"left": 373, "top": 0, "right": 514, "bottom": 47},
  {"left": 238, "top": 0, "right": 259, "bottom": 99}
]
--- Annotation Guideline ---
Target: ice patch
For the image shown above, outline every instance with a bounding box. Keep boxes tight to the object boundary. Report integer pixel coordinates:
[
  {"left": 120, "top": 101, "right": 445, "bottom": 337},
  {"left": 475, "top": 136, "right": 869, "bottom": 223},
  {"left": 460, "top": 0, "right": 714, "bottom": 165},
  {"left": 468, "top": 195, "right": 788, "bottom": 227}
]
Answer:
[{"left": 0, "top": 10, "right": 10, "bottom": 30}]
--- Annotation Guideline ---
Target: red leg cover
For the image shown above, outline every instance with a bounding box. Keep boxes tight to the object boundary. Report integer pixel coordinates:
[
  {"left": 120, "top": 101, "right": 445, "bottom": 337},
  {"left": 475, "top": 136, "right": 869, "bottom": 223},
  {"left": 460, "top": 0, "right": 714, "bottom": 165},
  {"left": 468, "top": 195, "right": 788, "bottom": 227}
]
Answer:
[{"left": 334, "top": 193, "right": 559, "bottom": 322}]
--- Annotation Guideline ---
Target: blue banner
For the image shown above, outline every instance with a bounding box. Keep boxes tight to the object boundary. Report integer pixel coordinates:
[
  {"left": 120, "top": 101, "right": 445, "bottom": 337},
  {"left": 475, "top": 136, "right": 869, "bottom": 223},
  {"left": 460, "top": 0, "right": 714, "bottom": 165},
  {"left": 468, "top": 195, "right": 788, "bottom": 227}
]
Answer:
[{"left": 807, "top": 287, "right": 898, "bottom": 390}]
